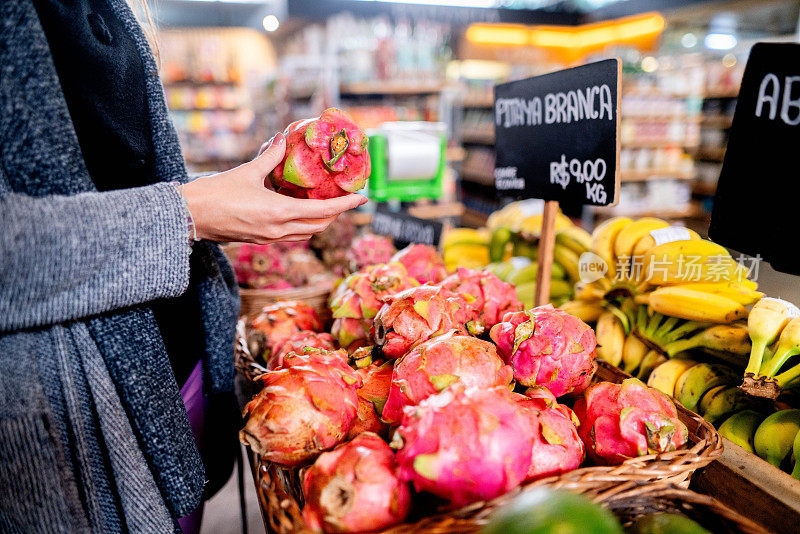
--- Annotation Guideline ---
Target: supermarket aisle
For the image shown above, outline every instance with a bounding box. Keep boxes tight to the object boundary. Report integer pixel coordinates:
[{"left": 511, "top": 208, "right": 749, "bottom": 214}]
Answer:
[{"left": 200, "top": 448, "right": 263, "bottom": 534}]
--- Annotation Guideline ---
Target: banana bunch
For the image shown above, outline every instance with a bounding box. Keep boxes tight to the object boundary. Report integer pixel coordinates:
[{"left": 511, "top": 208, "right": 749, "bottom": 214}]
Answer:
[
  {"left": 442, "top": 227, "right": 490, "bottom": 270},
  {"left": 486, "top": 200, "right": 573, "bottom": 234},
  {"left": 646, "top": 359, "right": 742, "bottom": 416},
  {"left": 740, "top": 298, "right": 800, "bottom": 399},
  {"left": 486, "top": 256, "right": 573, "bottom": 309}
]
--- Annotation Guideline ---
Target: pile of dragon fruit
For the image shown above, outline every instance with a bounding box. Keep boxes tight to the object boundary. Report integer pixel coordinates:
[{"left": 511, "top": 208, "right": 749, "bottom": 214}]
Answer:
[{"left": 239, "top": 244, "right": 689, "bottom": 533}]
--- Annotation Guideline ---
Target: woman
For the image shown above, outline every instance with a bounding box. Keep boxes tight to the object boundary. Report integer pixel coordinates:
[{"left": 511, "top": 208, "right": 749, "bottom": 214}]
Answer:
[{"left": 0, "top": 0, "right": 365, "bottom": 532}]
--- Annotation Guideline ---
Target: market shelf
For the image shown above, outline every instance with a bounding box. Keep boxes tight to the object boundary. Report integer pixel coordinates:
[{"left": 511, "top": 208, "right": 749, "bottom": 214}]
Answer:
[
  {"left": 459, "top": 169, "right": 494, "bottom": 187},
  {"left": 620, "top": 169, "right": 696, "bottom": 182},
  {"left": 460, "top": 208, "right": 490, "bottom": 228},
  {"left": 692, "top": 182, "right": 718, "bottom": 196},
  {"left": 622, "top": 139, "right": 699, "bottom": 149},
  {"left": 339, "top": 80, "right": 445, "bottom": 96},
  {"left": 701, "top": 114, "right": 734, "bottom": 128},
  {"left": 592, "top": 202, "right": 705, "bottom": 220},
  {"left": 691, "top": 146, "right": 727, "bottom": 162},
  {"left": 703, "top": 87, "right": 740, "bottom": 99},
  {"left": 462, "top": 94, "right": 494, "bottom": 108},
  {"left": 461, "top": 129, "right": 495, "bottom": 145}
]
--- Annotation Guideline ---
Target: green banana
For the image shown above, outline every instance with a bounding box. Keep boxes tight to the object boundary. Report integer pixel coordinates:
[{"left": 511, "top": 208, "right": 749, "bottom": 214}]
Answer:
[
  {"left": 507, "top": 262, "right": 567, "bottom": 286},
  {"left": 792, "top": 427, "right": 800, "bottom": 480},
  {"left": 718, "top": 410, "right": 767, "bottom": 453},
  {"left": 553, "top": 244, "right": 581, "bottom": 282},
  {"left": 636, "top": 350, "right": 667, "bottom": 382},
  {"left": 673, "top": 363, "right": 738, "bottom": 413},
  {"left": 662, "top": 324, "right": 752, "bottom": 358},
  {"left": 489, "top": 262, "right": 514, "bottom": 282},
  {"left": 745, "top": 298, "right": 792, "bottom": 376},
  {"left": 555, "top": 226, "right": 592, "bottom": 256},
  {"left": 760, "top": 316, "right": 800, "bottom": 378},
  {"left": 512, "top": 239, "right": 538, "bottom": 260},
  {"left": 697, "top": 385, "right": 751, "bottom": 425},
  {"left": 489, "top": 226, "right": 513, "bottom": 263},
  {"left": 754, "top": 409, "right": 800, "bottom": 468},
  {"left": 647, "top": 358, "right": 698, "bottom": 397}
]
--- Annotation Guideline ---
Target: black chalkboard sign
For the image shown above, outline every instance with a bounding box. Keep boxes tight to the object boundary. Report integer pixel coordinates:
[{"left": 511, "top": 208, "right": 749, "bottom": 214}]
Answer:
[
  {"left": 494, "top": 59, "right": 621, "bottom": 206},
  {"left": 371, "top": 209, "right": 443, "bottom": 248},
  {"left": 709, "top": 43, "right": 800, "bottom": 276}
]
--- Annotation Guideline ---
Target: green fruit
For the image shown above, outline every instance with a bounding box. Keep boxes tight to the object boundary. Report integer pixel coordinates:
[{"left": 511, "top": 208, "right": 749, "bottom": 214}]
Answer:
[
  {"left": 718, "top": 410, "right": 766, "bottom": 453},
  {"left": 754, "top": 409, "right": 800, "bottom": 468},
  {"left": 489, "top": 227, "right": 513, "bottom": 262},
  {"left": 628, "top": 512, "right": 710, "bottom": 534},
  {"left": 508, "top": 264, "right": 539, "bottom": 286},
  {"left": 482, "top": 488, "right": 623, "bottom": 534},
  {"left": 512, "top": 238, "right": 539, "bottom": 260},
  {"left": 490, "top": 262, "right": 514, "bottom": 282}
]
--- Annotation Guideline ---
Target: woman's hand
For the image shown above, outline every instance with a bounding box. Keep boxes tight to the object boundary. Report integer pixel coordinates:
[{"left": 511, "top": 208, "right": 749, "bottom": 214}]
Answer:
[{"left": 182, "top": 133, "right": 367, "bottom": 243}]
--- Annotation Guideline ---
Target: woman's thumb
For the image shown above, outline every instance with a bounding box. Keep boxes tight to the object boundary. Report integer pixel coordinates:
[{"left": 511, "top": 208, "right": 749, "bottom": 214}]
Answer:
[{"left": 252, "top": 132, "right": 286, "bottom": 176}]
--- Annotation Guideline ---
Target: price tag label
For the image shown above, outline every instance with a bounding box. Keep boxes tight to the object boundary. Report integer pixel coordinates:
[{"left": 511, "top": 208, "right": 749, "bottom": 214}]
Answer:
[
  {"left": 651, "top": 226, "right": 691, "bottom": 246},
  {"left": 371, "top": 209, "right": 443, "bottom": 248},
  {"left": 494, "top": 59, "right": 621, "bottom": 206}
]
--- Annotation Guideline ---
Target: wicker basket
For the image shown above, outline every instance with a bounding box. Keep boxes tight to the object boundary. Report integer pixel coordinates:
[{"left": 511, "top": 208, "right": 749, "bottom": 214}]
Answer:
[
  {"left": 222, "top": 243, "right": 334, "bottom": 320},
  {"left": 235, "top": 326, "right": 724, "bottom": 534}
]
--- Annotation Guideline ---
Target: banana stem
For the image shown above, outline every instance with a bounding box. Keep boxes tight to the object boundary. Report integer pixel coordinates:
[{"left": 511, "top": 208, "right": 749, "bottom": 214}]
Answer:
[
  {"left": 745, "top": 340, "right": 768, "bottom": 376},
  {"left": 646, "top": 312, "right": 664, "bottom": 337},
  {"left": 760, "top": 348, "right": 800, "bottom": 378},
  {"left": 775, "top": 362, "right": 800, "bottom": 388},
  {"left": 663, "top": 321, "right": 707, "bottom": 344},
  {"left": 663, "top": 337, "right": 699, "bottom": 358},
  {"left": 605, "top": 305, "right": 631, "bottom": 335},
  {"left": 654, "top": 316, "right": 680, "bottom": 339}
]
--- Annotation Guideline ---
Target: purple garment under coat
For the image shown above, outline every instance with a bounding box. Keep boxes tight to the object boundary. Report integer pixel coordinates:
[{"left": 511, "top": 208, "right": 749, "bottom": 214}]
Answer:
[{"left": 178, "top": 361, "right": 207, "bottom": 534}]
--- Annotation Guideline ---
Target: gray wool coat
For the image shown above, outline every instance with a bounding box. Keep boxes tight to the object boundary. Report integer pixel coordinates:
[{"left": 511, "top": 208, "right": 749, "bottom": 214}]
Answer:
[{"left": 0, "top": 0, "right": 240, "bottom": 532}]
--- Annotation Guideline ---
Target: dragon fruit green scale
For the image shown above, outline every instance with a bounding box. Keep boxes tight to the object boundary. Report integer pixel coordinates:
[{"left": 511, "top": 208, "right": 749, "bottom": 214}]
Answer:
[
  {"left": 490, "top": 305, "right": 597, "bottom": 398},
  {"left": 271, "top": 108, "right": 371, "bottom": 200}
]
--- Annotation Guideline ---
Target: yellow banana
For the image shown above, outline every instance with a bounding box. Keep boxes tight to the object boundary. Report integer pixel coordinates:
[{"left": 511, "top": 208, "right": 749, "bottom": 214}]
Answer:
[
  {"left": 698, "top": 385, "right": 751, "bottom": 424},
  {"left": 647, "top": 358, "right": 698, "bottom": 397},
  {"left": 719, "top": 410, "right": 767, "bottom": 453},
  {"left": 753, "top": 409, "right": 800, "bottom": 467},
  {"left": 745, "top": 297, "right": 793, "bottom": 376},
  {"left": 555, "top": 226, "right": 593, "bottom": 256},
  {"left": 558, "top": 300, "right": 604, "bottom": 323},
  {"left": 641, "top": 239, "right": 738, "bottom": 286},
  {"left": 443, "top": 227, "right": 488, "bottom": 249},
  {"left": 632, "top": 226, "right": 701, "bottom": 259},
  {"left": 613, "top": 218, "right": 669, "bottom": 267},
  {"left": 574, "top": 280, "right": 608, "bottom": 302},
  {"left": 666, "top": 282, "right": 763, "bottom": 306},
  {"left": 643, "top": 286, "right": 748, "bottom": 324},
  {"left": 622, "top": 333, "right": 650, "bottom": 374},
  {"left": 595, "top": 311, "right": 625, "bottom": 367},
  {"left": 674, "top": 362, "right": 738, "bottom": 412},
  {"left": 663, "top": 324, "right": 751, "bottom": 358},
  {"left": 553, "top": 244, "right": 581, "bottom": 283},
  {"left": 591, "top": 217, "right": 632, "bottom": 278},
  {"left": 636, "top": 350, "right": 667, "bottom": 381}
]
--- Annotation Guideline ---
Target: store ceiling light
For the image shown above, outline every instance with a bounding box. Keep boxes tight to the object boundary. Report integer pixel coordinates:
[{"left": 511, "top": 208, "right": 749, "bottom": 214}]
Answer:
[
  {"left": 262, "top": 14, "right": 279, "bottom": 32},
  {"left": 704, "top": 33, "right": 737, "bottom": 50}
]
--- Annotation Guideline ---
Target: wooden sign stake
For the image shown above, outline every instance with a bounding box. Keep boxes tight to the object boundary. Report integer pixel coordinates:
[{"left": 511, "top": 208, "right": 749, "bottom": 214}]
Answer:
[{"left": 535, "top": 200, "right": 559, "bottom": 307}]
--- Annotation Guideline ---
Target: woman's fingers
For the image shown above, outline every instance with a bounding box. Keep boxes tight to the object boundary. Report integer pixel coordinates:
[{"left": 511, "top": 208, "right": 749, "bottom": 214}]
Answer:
[
  {"left": 286, "top": 194, "right": 368, "bottom": 220},
  {"left": 251, "top": 133, "right": 286, "bottom": 176}
]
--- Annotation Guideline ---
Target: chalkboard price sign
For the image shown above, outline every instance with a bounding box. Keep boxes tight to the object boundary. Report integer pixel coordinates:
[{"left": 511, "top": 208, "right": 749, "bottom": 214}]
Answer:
[
  {"left": 494, "top": 59, "right": 621, "bottom": 206},
  {"left": 371, "top": 209, "right": 443, "bottom": 248},
  {"left": 709, "top": 43, "right": 800, "bottom": 275}
]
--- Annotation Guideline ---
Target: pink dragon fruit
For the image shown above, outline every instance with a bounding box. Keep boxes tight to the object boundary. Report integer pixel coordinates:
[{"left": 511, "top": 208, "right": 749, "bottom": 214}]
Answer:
[
  {"left": 239, "top": 349, "right": 360, "bottom": 466},
  {"left": 347, "top": 361, "right": 393, "bottom": 439},
  {"left": 440, "top": 267, "right": 522, "bottom": 334},
  {"left": 303, "top": 433, "right": 411, "bottom": 533},
  {"left": 389, "top": 244, "right": 449, "bottom": 284},
  {"left": 373, "top": 285, "right": 467, "bottom": 359},
  {"left": 248, "top": 301, "right": 323, "bottom": 359},
  {"left": 395, "top": 384, "right": 533, "bottom": 507},
  {"left": 489, "top": 305, "right": 597, "bottom": 397},
  {"left": 346, "top": 233, "right": 396, "bottom": 272},
  {"left": 514, "top": 387, "right": 585, "bottom": 481},
  {"left": 573, "top": 378, "right": 689, "bottom": 465},
  {"left": 329, "top": 263, "right": 418, "bottom": 351},
  {"left": 267, "top": 330, "right": 336, "bottom": 370},
  {"left": 234, "top": 243, "right": 287, "bottom": 288},
  {"left": 270, "top": 108, "right": 370, "bottom": 200},
  {"left": 382, "top": 331, "right": 513, "bottom": 424}
]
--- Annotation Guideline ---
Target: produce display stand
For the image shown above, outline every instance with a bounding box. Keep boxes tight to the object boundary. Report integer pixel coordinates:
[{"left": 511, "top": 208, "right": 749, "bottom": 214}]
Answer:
[
  {"left": 692, "top": 440, "right": 800, "bottom": 534},
  {"left": 234, "top": 319, "right": 723, "bottom": 533}
]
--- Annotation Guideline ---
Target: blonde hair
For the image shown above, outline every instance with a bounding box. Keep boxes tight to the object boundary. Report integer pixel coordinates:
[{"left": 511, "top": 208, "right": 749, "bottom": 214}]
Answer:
[{"left": 127, "top": 0, "right": 159, "bottom": 60}]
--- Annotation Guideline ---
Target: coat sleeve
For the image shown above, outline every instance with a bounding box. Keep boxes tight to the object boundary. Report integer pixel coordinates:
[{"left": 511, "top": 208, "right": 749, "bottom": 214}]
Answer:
[{"left": 0, "top": 182, "right": 191, "bottom": 332}]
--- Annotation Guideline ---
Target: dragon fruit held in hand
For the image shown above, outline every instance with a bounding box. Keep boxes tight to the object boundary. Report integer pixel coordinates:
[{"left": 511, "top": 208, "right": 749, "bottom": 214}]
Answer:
[
  {"left": 346, "top": 234, "right": 396, "bottom": 272},
  {"left": 389, "top": 244, "right": 449, "bottom": 284},
  {"left": 239, "top": 349, "right": 360, "bottom": 466},
  {"left": 373, "top": 285, "right": 467, "bottom": 359},
  {"left": 329, "top": 263, "right": 418, "bottom": 350},
  {"left": 382, "top": 331, "right": 513, "bottom": 424},
  {"left": 395, "top": 385, "right": 533, "bottom": 507},
  {"left": 270, "top": 108, "right": 370, "bottom": 200},
  {"left": 303, "top": 433, "right": 411, "bottom": 533},
  {"left": 268, "top": 330, "right": 336, "bottom": 370},
  {"left": 490, "top": 305, "right": 597, "bottom": 397},
  {"left": 347, "top": 361, "right": 394, "bottom": 439},
  {"left": 440, "top": 267, "right": 522, "bottom": 334},
  {"left": 515, "top": 387, "right": 585, "bottom": 481},
  {"left": 249, "top": 301, "right": 323, "bottom": 359},
  {"left": 573, "top": 378, "right": 689, "bottom": 465}
]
